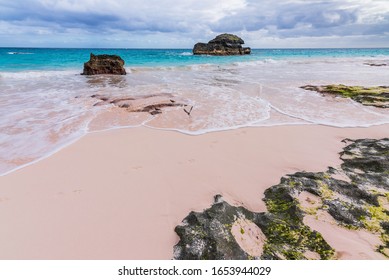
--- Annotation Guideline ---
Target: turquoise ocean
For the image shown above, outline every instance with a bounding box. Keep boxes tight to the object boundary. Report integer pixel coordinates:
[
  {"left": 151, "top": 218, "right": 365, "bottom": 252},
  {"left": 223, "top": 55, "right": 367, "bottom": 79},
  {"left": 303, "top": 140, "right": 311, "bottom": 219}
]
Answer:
[
  {"left": 1, "top": 48, "right": 389, "bottom": 71},
  {"left": 1, "top": 48, "right": 389, "bottom": 175}
]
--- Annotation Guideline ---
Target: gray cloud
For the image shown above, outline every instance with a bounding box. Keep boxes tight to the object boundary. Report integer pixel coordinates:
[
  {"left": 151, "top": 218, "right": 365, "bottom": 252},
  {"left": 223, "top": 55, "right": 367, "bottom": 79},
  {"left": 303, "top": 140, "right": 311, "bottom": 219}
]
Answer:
[
  {"left": 210, "top": 1, "right": 363, "bottom": 36},
  {"left": 1, "top": 1, "right": 122, "bottom": 30},
  {"left": 0, "top": 0, "right": 388, "bottom": 47}
]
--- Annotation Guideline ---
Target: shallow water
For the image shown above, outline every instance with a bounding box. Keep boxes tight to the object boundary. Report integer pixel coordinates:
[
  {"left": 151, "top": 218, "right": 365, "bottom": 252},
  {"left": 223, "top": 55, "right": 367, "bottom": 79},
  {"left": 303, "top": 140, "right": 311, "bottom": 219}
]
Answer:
[{"left": 1, "top": 48, "right": 389, "bottom": 175}]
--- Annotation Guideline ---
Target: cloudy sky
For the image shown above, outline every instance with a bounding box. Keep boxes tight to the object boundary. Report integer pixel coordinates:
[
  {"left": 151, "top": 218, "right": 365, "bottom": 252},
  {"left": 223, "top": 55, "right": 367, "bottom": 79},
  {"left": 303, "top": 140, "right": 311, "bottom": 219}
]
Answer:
[{"left": 0, "top": 0, "right": 388, "bottom": 48}]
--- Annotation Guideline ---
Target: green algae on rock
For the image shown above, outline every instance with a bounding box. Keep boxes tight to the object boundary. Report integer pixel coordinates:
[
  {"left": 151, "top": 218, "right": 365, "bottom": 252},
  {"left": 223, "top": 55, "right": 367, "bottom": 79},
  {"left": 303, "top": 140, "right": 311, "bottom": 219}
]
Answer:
[
  {"left": 174, "top": 138, "right": 389, "bottom": 260},
  {"left": 173, "top": 194, "right": 333, "bottom": 260},
  {"left": 174, "top": 195, "right": 265, "bottom": 260},
  {"left": 301, "top": 85, "right": 389, "bottom": 108},
  {"left": 262, "top": 184, "right": 334, "bottom": 260}
]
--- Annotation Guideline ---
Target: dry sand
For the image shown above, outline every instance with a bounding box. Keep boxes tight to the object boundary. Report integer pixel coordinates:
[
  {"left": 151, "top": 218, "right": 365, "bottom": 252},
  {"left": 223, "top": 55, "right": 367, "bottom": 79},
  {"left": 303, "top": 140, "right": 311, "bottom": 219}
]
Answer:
[{"left": 0, "top": 124, "right": 388, "bottom": 259}]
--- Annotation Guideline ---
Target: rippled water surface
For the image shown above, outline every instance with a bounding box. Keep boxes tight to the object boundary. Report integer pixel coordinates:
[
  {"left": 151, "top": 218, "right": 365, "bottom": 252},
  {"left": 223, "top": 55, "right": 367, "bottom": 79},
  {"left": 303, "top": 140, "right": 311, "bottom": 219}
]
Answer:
[{"left": 1, "top": 48, "right": 389, "bottom": 175}]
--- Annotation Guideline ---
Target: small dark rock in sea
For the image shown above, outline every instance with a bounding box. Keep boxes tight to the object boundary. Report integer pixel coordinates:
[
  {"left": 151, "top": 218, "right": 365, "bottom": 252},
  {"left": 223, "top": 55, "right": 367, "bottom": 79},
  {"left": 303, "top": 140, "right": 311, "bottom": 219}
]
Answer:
[
  {"left": 193, "top": 33, "right": 251, "bottom": 56},
  {"left": 82, "top": 53, "right": 126, "bottom": 75},
  {"left": 174, "top": 138, "right": 389, "bottom": 259}
]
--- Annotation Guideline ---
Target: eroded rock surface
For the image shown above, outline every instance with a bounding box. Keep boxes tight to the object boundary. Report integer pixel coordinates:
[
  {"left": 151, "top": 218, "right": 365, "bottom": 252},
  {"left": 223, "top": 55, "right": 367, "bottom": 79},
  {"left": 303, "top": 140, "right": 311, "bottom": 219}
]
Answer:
[
  {"left": 174, "top": 138, "right": 389, "bottom": 259},
  {"left": 82, "top": 53, "right": 126, "bottom": 75},
  {"left": 174, "top": 190, "right": 333, "bottom": 260},
  {"left": 174, "top": 195, "right": 266, "bottom": 260},
  {"left": 193, "top": 34, "right": 251, "bottom": 56}
]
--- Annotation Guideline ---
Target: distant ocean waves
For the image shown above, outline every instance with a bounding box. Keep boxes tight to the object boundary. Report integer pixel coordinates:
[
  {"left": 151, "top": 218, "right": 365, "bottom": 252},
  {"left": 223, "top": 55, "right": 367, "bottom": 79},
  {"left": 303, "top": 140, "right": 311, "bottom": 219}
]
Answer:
[{"left": 7, "top": 51, "right": 34, "bottom": 55}]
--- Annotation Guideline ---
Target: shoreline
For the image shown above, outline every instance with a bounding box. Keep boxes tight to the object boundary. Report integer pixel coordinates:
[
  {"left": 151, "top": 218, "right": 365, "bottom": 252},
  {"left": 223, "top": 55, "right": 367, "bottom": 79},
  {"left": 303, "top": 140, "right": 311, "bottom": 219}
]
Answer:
[
  {"left": 4, "top": 120, "right": 389, "bottom": 178},
  {"left": 0, "top": 124, "right": 388, "bottom": 259}
]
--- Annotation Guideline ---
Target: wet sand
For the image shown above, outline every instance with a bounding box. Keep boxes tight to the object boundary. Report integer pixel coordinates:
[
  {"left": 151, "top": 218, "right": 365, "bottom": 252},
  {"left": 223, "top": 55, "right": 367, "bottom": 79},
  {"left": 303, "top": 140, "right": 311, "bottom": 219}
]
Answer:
[{"left": 0, "top": 124, "right": 388, "bottom": 259}]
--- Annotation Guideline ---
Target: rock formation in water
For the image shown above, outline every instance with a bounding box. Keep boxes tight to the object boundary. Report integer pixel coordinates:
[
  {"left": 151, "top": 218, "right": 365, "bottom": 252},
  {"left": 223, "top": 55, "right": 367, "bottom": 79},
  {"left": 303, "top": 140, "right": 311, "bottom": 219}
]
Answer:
[
  {"left": 301, "top": 84, "right": 389, "bottom": 108},
  {"left": 82, "top": 53, "right": 126, "bottom": 75},
  {"left": 174, "top": 138, "right": 389, "bottom": 259},
  {"left": 193, "top": 34, "right": 251, "bottom": 56}
]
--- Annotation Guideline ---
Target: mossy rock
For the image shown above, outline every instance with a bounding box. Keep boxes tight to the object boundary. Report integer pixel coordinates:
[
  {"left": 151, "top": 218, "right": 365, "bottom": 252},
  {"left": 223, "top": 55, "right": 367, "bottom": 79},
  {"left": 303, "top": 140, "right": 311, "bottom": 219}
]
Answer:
[
  {"left": 174, "top": 138, "right": 389, "bottom": 259},
  {"left": 301, "top": 84, "right": 389, "bottom": 108}
]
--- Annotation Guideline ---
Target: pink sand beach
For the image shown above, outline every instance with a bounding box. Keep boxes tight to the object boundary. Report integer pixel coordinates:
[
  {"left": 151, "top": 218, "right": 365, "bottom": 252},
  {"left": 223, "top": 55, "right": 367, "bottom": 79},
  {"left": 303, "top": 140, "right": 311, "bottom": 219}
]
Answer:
[{"left": 1, "top": 124, "right": 388, "bottom": 259}]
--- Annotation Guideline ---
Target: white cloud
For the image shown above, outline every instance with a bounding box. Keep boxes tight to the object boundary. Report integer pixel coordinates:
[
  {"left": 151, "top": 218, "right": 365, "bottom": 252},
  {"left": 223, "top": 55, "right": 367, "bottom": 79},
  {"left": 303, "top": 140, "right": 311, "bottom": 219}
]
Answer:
[{"left": 0, "top": 0, "right": 388, "bottom": 47}]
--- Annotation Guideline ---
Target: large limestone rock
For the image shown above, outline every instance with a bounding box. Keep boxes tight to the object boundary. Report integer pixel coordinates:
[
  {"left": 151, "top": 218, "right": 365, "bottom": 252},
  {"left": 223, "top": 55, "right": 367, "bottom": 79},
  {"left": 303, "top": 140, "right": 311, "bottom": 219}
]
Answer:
[
  {"left": 193, "top": 33, "right": 251, "bottom": 56},
  {"left": 82, "top": 53, "right": 126, "bottom": 75}
]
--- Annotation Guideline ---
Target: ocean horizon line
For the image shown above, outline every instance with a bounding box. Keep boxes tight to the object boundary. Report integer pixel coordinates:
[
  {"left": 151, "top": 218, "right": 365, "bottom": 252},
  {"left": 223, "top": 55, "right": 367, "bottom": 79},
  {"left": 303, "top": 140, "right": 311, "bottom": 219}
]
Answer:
[{"left": 1, "top": 46, "right": 389, "bottom": 50}]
